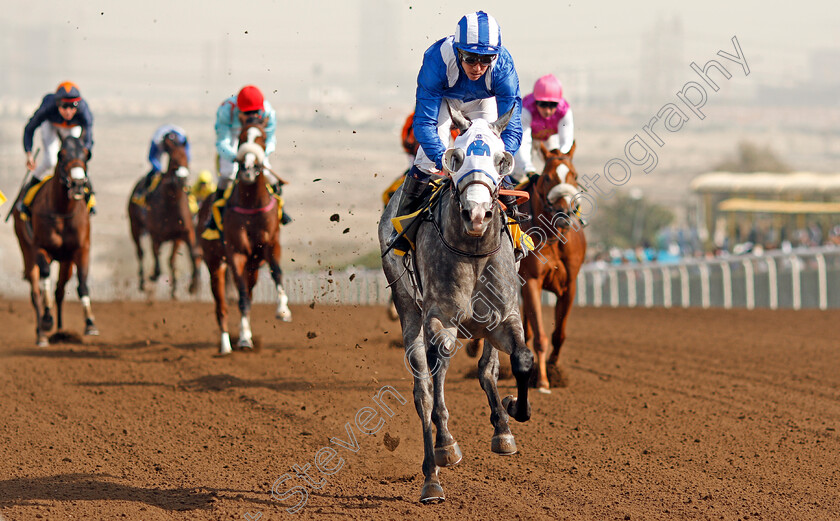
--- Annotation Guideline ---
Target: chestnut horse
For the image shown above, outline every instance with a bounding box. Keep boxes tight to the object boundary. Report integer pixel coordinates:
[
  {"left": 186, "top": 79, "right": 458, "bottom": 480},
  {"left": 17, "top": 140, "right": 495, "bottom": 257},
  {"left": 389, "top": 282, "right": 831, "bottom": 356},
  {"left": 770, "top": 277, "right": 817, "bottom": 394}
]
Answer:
[
  {"left": 128, "top": 131, "right": 200, "bottom": 298},
  {"left": 199, "top": 114, "right": 292, "bottom": 355},
  {"left": 13, "top": 135, "right": 98, "bottom": 346},
  {"left": 518, "top": 142, "right": 587, "bottom": 392}
]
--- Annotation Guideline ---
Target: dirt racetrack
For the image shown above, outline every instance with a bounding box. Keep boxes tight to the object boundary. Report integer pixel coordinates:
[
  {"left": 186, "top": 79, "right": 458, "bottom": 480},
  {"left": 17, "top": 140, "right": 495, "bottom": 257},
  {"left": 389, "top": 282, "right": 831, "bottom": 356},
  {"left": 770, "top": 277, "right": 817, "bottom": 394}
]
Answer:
[{"left": 1, "top": 300, "right": 839, "bottom": 521}]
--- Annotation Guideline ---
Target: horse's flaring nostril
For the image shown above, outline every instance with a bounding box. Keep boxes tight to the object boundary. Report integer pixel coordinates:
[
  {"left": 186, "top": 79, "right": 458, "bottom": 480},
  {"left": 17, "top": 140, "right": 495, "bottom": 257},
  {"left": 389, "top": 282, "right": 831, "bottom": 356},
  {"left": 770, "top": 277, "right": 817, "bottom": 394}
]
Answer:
[{"left": 461, "top": 209, "right": 470, "bottom": 222}]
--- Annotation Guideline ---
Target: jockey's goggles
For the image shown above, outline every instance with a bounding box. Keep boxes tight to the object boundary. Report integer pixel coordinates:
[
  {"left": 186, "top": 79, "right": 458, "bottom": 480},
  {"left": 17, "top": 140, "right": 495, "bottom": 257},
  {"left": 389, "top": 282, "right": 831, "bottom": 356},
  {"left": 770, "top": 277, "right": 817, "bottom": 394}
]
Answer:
[
  {"left": 535, "top": 101, "right": 559, "bottom": 109},
  {"left": 459, "top": 51, "right": 496, "bottom": 66},
  {"left": 58, "top": 100, "right": 79, "bottom": 109}
]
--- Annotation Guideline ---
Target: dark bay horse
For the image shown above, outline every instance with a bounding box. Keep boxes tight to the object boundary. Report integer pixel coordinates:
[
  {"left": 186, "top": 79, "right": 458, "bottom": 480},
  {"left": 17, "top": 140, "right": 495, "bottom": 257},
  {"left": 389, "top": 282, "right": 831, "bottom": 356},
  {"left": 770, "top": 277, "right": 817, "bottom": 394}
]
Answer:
[
  {"left": 128, "top": 131, "right": 200, "bottom": 298},
  {"left": 519, "top": 142, "right": 587, "bottom": 392},
  {"left": 200, "top": 115, "right": 292, "bottom": 355},
  {"left": 13, "top": 135, "right": 98, "bottom": 346},
  {"left": 379, "top": 106, "right": 533, "bottom": 503}
]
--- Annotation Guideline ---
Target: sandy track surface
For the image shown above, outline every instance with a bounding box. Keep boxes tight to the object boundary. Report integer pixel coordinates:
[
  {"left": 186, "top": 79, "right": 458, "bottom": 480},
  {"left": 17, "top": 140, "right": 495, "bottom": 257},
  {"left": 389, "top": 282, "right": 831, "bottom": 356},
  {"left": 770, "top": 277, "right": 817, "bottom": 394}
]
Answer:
[{"left": 1, "top": 300, "right": 839, "bottom": 520}]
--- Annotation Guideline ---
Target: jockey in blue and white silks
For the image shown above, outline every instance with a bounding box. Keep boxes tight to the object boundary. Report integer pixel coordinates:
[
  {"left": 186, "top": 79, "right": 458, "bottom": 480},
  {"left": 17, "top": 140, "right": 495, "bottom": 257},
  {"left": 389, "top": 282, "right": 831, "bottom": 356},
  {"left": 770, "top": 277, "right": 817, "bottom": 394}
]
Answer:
[
  {"left": 412, "top": 11, "right": 522, "bottom": 176},
  {"left": 388, "top": 11, "right": 525, "bottom": 249},
  {"left": 148, "top": 124, "right": 190, "bottom": 174},
  {"left": 214, "top": 86, "right": 277, "bottom": 186}
]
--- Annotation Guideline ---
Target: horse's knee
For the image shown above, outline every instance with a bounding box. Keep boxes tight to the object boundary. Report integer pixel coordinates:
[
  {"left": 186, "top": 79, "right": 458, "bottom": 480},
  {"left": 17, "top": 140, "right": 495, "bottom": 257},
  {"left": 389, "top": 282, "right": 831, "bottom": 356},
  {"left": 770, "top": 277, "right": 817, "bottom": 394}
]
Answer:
[{"left": 510, "top": 348, "right": 533, "bottom": 377}]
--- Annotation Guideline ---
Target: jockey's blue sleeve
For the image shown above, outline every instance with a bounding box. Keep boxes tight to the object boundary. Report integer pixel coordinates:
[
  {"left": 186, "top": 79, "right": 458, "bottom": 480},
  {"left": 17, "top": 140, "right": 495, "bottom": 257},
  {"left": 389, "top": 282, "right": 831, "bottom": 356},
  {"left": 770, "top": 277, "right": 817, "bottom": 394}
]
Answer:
[
  {"left": 263, "top": 102, "right": 277, "bottom": 157},
  {"left": 149, "top": 140, "right": 163, "bottom": 172},
  {"left": 414, "top": 41, "right": 451, "bottom": 170},
  {"left": 215, "top": 98, "right": 238, "bottom": 163}
]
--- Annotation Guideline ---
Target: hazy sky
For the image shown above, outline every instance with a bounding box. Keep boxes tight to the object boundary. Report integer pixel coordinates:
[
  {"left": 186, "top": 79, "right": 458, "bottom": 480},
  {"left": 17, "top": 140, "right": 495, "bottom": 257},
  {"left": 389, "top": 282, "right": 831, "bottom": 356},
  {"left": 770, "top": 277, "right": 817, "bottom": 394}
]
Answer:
[{"left": 1, "top": 0, "right": 836, "bottom": 107}]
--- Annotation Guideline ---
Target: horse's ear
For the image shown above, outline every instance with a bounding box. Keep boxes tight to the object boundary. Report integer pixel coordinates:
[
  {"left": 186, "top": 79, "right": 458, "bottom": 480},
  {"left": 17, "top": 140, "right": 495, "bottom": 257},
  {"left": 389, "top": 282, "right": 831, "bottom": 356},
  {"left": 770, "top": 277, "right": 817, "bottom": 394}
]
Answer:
[
  {"left": 494, "top": 151, "right": 514, "bottom": 177},
  {"left": 443, "top": 147, "right": 465, "bottom": 174},
  {"left": 567, "top": 141, "right": 576, "bottom": 159},
  {"left": 490, "top": 106, "right": 515, "bottom": 135},
  {"left": 85, "top": 148, "right": 91, "bottom": 162},
  {"left": 446, "top": 102, "right": 471, "bottom": 132},
  {"left": 539, "top": 141, "right": 550, "bottom": 161}
]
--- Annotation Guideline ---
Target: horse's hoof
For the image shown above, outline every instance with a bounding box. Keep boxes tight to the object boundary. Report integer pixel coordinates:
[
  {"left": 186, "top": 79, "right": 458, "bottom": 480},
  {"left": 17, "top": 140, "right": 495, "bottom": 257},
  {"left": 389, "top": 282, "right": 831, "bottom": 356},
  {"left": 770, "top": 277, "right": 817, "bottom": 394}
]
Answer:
[
  {"left": 40, "top": 316, "right": 54, "bottom": 332},
  {"left": 84, "top": 326, "right": 99, "bottom": 336},
  {"left": 434, "top": 442, "right": 463, "bottom": 467},
  {"left": 238, "top": 338, "right": 253, "bottom": 350},
  {"left": 219, "top": 344, "right": 233, "bottom": 355},
  {"left": 276, "top": 309, "right": 292, "bottom": 322},
  {"left": 37, "top": 337, "right": 49, "bottom": 348},
  {"left": 419, "top": 482, "right": 445, "bottom": 503},
  {"left": 491, "top": 433, "right": 518, "bottom": 455},
  {"left": 538, "top": 383, "right": 552, "bottom": 394}
]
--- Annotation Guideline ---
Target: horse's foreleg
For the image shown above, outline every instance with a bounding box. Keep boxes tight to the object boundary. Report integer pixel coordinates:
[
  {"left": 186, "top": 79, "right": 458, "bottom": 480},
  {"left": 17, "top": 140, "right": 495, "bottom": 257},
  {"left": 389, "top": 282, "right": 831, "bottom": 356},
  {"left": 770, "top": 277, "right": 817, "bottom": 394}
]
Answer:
[
  {"left": 522, "top": 278, "right": 551, "bottom": 392},
  {"left": 477, "top": 340, "right": 517, "bottom": 455},
  {"left": 168, "top": 240, "right": 181, "bottom": 300},
  {"left": 491, "top": 318, "right": 533, "bottom": 424},
  {"left": 75, "top": 248, "right": 98, "bottom": 336},
  {"left": 208, "top": 260, "right": 231, "bottom": 354},
  {"left": 402, "top": 318, "right": 443, "bottom": 503},
  {"left": 230, "top": 253, "right": 253, "bottom": 349},
  {"left": 150, "top": 239, "right": 162, "bottom": 283},
  {"left": 425, "top": 317, "right": 462, "bottom": 469},
  {"left": 268, "top": 246, "right": 291, "bottom": 322},
  {"left": 36, "top": 253, "right": 54, "bottom": 336},
  {"left": 187, "top": 232, "right": 200, "bottom": 296},
  {"left": 547, "top": 277, "right": 576, "bottom": 389},
  {"left": 55, "top": 261, "right": 73, "bottom": 331},
  {"left": 27, "top": 260, "right": 47, "bottom": 347},
  {"left": 130, "top": 215, "right": 146, "bottom": 291}
]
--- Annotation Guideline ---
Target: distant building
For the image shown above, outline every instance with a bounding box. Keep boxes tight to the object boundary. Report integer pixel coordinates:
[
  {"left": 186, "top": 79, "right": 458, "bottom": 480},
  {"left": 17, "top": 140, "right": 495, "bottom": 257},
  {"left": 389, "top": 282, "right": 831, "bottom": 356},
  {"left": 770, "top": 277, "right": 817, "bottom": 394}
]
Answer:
[{"left": 691, "top": 171, "right": 840, "bottom": 248}]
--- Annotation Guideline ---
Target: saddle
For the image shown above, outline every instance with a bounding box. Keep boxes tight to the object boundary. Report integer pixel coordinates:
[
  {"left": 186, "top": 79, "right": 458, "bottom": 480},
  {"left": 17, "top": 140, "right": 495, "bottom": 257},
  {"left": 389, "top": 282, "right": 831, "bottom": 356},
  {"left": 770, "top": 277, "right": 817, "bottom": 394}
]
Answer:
[
  {"left": 130, "top": 173, "right": 163, "bottom": 207},
  {"left": 200, "top": 181, "right": 286, "bottom": 241}
]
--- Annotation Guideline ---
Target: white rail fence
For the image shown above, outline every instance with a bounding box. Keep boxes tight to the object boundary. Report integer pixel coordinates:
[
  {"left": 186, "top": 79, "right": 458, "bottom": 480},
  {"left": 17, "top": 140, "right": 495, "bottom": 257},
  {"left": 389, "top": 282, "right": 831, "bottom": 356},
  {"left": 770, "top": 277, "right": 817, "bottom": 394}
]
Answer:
[{"left": 1, "top": 246, "right": 838, "bottom": 310}]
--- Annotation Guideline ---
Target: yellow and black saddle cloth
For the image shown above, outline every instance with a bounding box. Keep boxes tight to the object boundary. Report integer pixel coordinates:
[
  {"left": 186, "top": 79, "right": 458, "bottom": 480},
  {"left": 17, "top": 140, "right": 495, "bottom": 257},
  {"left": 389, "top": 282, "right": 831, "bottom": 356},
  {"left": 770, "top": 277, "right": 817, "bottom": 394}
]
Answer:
[
  {"left": 130, "top": 173, "right": 163, "bottom": 207},
  {"left": 200, "top": 182, "right": 286, "bottom": 241},
  {"left": 21, "top": 174, "right": 96, "bottom": 221},
  {"left": 389, "top": 178, "right": 535, "bottom": 257}
]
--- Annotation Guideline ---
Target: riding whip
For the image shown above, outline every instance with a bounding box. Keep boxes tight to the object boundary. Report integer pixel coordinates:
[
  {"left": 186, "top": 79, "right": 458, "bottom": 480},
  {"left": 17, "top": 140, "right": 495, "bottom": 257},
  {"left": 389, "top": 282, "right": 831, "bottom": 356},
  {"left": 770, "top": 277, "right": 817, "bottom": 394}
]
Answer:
[{"left": 5, "top": 147, "right": 40, "bottom": 222}]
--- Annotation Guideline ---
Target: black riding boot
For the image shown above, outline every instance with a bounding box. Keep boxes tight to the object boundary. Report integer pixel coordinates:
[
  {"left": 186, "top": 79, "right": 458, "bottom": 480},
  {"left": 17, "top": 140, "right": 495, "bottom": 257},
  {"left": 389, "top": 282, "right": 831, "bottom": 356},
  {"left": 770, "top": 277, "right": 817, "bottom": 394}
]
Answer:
[
  {"left": 271, "top": 182, "right": 292, "bottom": 225},
  {"left": 387, "top": 168, "right": 429, "bottom": 249},
  {"left": 204, "top": 182, "right": 229, "bottom": 230},
  {"left": 16, "top": 176, "right": 40, "bottom": 218}
]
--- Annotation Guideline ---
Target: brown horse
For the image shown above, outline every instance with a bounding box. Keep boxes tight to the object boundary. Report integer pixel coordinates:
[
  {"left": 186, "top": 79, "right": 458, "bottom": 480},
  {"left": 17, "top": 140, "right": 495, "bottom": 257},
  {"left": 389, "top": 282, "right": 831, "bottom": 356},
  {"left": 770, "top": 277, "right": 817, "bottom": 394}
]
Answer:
[
  {"left": 518, "top": 142, "right": 587, "bottom": 392},
  {"left": 13, "top": 135, "right": 98, "bottom": 346},
  {"left": 128, "top": 131, "right": 200, "bottom": 298},
  {"left": 199, "top": 114, "right": 292, "bottom": 355}
]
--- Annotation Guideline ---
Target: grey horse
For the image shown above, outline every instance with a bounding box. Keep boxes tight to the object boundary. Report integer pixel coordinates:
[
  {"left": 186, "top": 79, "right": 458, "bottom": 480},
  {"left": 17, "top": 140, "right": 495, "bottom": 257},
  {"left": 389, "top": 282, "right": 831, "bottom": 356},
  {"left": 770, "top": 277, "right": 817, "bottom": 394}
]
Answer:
[{"left": 378, "top": 106, "right": 534, "bottom": 503}]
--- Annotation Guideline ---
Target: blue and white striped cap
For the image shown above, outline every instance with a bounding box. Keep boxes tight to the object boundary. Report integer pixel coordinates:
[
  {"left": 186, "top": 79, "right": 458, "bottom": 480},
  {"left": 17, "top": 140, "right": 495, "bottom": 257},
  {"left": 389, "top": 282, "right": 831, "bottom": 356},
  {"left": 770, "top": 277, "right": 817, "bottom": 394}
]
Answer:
[{"left": 453, "top": 11, "right": 502, "bottom": 55}]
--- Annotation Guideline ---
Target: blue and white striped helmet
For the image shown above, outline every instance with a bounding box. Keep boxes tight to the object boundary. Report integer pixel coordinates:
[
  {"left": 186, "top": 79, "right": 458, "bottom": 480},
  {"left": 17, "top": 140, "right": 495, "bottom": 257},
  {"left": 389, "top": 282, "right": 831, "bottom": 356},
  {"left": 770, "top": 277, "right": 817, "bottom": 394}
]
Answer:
[{"left": 453, "top": 11, "right": 502, "bottom": 55}]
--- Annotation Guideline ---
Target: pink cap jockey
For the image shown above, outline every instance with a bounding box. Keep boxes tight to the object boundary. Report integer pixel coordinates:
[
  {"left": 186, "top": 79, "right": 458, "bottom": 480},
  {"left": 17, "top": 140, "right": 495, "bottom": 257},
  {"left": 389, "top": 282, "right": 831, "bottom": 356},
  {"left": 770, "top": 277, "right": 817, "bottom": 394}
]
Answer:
[{"left": 514, "top": 74, "right": 574, "bottom": 177}]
